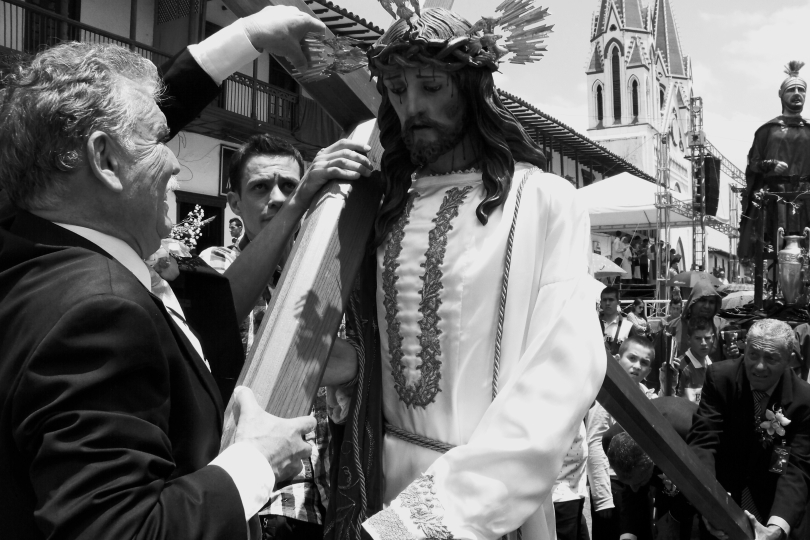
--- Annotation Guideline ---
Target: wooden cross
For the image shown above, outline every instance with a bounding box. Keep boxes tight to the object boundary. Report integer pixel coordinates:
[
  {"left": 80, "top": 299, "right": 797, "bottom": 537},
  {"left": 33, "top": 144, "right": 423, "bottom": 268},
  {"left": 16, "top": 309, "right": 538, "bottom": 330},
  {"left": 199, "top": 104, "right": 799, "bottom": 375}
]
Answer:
[{"left": 217, "top": 2, "right": 753, "bottom": 538}]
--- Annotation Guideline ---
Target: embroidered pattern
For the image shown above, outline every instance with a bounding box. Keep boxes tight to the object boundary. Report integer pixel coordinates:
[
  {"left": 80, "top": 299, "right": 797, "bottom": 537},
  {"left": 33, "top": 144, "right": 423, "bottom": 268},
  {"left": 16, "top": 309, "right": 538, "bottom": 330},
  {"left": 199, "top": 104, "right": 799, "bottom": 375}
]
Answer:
[
  {"left": 410, "top": 186, "right": 472, "bottom": 407},
  {"left": 382, "top": 193, "right": 419, "bottom": 405},
  {"left": 398, "top": 474, "right": 455, "bottom": 539},
  {"left": 366, "top": 508, "right": 418, "bottom": 540}
]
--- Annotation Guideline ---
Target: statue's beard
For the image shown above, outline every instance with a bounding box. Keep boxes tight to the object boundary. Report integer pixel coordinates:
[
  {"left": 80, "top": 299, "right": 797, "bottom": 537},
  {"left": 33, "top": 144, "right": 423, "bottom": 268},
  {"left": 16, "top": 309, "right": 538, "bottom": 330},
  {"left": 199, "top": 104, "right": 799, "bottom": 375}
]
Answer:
[
  {"left": 401, "top": 112, "right": 467, "bottom": 167},
  {"left": 783, "top": 95, "right": 805, "bottom": 114}
]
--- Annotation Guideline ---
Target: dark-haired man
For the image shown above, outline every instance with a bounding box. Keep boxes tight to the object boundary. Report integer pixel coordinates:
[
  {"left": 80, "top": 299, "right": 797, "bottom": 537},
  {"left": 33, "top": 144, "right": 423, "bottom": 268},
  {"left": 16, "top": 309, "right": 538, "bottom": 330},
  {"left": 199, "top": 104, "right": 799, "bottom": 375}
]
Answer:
[
  {"left": 324, "top": 7, "right": 605, "bottom": 540},
  {"left": 199, "top": 133, "right": 365, "bottom": 539},
  {"left": 600, "top": 287, "right": 633, "bottom": 356},
  {"left": 228, "top": 217, "right": 243, "bottom": 249},
  {"left": 688, "top": 318, "right": 810, "bottom": 540},
  {"left": 588, "top": 336, "right": 657, "bottom": 540}
]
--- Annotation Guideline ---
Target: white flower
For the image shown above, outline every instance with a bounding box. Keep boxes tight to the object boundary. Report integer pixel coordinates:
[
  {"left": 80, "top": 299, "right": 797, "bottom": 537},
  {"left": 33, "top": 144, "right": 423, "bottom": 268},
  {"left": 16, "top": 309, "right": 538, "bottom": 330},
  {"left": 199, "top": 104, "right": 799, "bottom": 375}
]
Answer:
[{"left": 761, "top": 408, "right": 791, "bottom": 437}]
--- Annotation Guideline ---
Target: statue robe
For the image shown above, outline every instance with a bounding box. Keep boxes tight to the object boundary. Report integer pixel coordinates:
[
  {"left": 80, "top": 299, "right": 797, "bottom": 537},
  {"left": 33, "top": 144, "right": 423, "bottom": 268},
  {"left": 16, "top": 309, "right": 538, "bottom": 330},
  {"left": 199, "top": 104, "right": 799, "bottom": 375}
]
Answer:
[
  {"left": 739, "top": 115, "right": 810, "bottom": 258},
  {"left": 326, "top": 163, "right": 605, "bottom": 540}
]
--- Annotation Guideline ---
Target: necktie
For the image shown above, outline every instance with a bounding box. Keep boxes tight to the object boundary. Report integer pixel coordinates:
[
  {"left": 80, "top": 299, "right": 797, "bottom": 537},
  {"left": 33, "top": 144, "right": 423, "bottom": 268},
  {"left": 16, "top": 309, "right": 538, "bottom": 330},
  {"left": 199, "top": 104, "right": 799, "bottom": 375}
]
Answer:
[
  {"left": 741, "top": 390, "right": 770, "bottom": 523},
  {"left": 147, "top": 265, "right": 209, "bottom": 371}
]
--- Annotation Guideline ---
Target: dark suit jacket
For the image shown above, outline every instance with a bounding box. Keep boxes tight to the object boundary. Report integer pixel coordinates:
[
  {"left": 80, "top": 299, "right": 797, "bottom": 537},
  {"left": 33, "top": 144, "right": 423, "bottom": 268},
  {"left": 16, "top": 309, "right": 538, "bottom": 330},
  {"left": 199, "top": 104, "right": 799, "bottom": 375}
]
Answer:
[
  {"left": 0, "top": 50, "right": 249, "bottom": 540},
  {"left": 687, "top": 358, "right": 810, "bottom": 535}
]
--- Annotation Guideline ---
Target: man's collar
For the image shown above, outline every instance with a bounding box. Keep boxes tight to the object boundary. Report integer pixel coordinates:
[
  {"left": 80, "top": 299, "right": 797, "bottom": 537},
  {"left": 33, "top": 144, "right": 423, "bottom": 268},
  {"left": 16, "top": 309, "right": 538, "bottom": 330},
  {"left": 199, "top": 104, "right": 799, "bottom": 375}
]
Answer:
[
  {"left": 54, "top": 223, "right": 150, "bottom": 290},
  {"left": 238, "top": 233, "right": 251, "bottom": 252},
  {"left": 685, "top": 349, "right": 711, "bottom": 370}
]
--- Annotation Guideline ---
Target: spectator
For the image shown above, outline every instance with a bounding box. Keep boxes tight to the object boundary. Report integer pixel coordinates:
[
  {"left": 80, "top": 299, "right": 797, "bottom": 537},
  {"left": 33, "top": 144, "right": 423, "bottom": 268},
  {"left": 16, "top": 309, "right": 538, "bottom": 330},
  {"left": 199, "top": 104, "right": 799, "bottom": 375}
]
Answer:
[
  {"left": 631, "top": 236, "right": 642, "bottom": 283},
  {"left": 640, "top": 238, "right": 650, "bottom": 284},
  {"left": 228, "top": 217, "right": 243, "bottom": 250},
  {"left": 668, "top": 254, "right": 682, "bottom": 297},
  {"left": 587, "top": 336, "right": 657, "bottom": 540},
  {"left": 673, "top": 316, "right": 714, "bottom": 403},
  {"left": 672, "top": 280, "right": 735, "bottom": 364},
  {"left": 620, "top": 235, "right": 634, "bottom": 283},
  {"left": 626, "top": 298, "right": 649, "bottom": 337},
  {"left": 552, "top": 421, "right": 590, "bottom": 540},
  {"left": 602, "top": 397, "right": 699, "bottom": 540},
  {"left": 600, "top": 287, "right": 633, "bottom": 356},
  {"left": 202, "top": 133, "right": 367, "bottom": 539},
  {"left": 687, "top": 319, "right": 810, "bottom": 540},
  {"left": 612, "top": 231, "right": 624, "bottom": 266},
  {"left": 718, "top": 268, "right": 729, "bottom": 285}
]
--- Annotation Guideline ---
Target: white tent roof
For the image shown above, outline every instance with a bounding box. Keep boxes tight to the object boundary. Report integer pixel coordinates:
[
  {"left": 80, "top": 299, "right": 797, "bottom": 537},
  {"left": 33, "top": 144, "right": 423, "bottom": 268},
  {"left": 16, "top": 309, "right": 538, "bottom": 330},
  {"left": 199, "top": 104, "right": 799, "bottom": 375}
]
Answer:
[{"left": 578, "top": 172, "right": 693, "bottom": 231}]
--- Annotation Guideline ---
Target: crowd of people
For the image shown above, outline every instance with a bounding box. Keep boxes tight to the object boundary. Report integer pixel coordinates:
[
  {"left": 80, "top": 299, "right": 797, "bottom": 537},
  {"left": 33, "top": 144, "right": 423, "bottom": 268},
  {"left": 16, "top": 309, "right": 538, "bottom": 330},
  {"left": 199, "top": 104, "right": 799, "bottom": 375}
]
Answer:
[{"left": 595, "top": 285, "right": 810, "bottom": 540}]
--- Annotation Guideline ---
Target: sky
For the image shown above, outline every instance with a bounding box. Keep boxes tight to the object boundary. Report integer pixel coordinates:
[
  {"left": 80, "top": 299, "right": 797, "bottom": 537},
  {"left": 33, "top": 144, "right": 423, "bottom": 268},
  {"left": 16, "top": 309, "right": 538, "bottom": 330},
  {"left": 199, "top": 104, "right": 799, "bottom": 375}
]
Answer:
[{"left": 332, "top": 0, "right": 810, "bottom": 171}]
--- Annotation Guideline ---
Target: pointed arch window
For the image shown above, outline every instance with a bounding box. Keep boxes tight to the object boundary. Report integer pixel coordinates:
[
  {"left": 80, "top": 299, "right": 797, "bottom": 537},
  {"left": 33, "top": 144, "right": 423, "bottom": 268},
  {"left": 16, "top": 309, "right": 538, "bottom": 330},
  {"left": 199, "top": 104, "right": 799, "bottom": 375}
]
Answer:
[
  {"left": 611, "top": 47, "right": 621, "bottom": 122},
  {"left": 596, "top": 85, "right": 604, "bottom": 123},
  {"left": 631, "top": 80, "right": 639, "bottom": 118},
  {"left": 660, "top": 86, "right": 666, "bottom": 110}
]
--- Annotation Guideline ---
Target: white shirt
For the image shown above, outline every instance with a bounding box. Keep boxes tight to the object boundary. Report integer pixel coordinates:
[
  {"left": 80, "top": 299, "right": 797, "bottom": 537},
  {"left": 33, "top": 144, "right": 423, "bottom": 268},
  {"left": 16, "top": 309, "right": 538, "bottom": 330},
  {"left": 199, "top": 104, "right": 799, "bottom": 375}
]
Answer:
[
  {"left": 362, "top": 164, "right": 606, "bottom": 540},
  {"left": 48, "top": 21, "right": 276, "bottom": 522},
  {"left": 552, "top": 422, "right": 589, "bottom": 504}
]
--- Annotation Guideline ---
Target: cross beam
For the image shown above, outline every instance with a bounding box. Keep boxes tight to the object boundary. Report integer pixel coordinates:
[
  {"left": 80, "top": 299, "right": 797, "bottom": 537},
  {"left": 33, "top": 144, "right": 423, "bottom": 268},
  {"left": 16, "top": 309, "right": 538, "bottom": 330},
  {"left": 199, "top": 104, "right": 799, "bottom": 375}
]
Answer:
[
  {"left": 216, "top": 3, "right": 751, "bottom": 538},
  {"left": 598, "top": 355, "right": 753, "bottom": 540}
]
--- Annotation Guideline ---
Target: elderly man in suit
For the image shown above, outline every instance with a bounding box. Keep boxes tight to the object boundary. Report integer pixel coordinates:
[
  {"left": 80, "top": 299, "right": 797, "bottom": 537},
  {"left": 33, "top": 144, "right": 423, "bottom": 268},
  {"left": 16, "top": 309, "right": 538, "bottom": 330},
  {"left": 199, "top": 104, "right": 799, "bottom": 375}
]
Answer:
[
  {"left": 687, "top": 319, "right": 810, "bottom": 540},
  {"left": 0, "top": 7, "right": 373, "bottom": 540}
]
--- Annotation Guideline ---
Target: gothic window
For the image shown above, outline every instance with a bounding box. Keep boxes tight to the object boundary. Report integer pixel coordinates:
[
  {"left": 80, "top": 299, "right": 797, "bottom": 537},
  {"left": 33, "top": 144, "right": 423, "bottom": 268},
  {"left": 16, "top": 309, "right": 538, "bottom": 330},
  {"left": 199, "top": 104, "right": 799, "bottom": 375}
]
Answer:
[
  {"left": 660, "top": 86, "right": 666, "bottom": 110},
  {"left": 596, "top": 85, "right": 604, "bottom": 122},
  {"left": 609, "top": 24, "right": 617, "bottom": 31},
  {"left": 611, "top": 47, "right": 621, "bottom": 122},
  {"left": 631, "top": 80, "right": 639, "bottom": 118}
]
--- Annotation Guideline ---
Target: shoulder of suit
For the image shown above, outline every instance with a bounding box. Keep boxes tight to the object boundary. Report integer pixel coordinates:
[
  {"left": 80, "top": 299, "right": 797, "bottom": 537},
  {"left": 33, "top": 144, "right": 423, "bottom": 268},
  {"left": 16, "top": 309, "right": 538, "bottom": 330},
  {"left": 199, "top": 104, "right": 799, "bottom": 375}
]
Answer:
[{"left": 9, "top": 244, "right": 152, "bottom": 308}]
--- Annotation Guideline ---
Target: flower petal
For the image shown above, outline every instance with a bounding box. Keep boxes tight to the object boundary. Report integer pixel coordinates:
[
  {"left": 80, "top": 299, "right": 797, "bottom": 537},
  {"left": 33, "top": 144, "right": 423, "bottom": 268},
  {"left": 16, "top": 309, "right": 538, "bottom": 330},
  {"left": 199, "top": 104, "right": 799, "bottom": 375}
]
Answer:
[
  {"left": 765, "top": 409, "right": 775, "bottom": 420},
  {"left": 760, "top": 421, "right": 772, "bottom": 429},
  {"left": 780, "top": 417, "right": 792, "bottom": 427},
  {"left": 767, "top": 427, "right": 776, "bottom": 435},
  {"left": 775, "top": 426, "right": 786, "bottom": 436}
]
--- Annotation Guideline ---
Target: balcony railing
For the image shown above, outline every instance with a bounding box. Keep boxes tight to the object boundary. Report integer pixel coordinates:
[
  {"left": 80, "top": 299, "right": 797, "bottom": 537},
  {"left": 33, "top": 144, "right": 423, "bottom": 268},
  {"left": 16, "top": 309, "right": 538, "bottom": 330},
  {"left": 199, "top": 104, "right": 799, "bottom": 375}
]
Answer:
[
  {"left": 0, "top": 0, "right": 171, "bottom": 66},
  {"left": 218, "top": 72, "right": 298, "bottom": 131},
  {"left": 0, "top": 0, "right": 298, "bottom": 132}
]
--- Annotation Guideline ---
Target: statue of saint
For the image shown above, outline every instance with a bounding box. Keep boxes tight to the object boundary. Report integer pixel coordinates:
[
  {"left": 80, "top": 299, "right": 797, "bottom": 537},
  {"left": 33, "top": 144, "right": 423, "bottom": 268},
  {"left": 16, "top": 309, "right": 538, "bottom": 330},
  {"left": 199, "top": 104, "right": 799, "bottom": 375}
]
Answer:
[{"left": 739, "top": 61, "right": 810, "bottom": 258}]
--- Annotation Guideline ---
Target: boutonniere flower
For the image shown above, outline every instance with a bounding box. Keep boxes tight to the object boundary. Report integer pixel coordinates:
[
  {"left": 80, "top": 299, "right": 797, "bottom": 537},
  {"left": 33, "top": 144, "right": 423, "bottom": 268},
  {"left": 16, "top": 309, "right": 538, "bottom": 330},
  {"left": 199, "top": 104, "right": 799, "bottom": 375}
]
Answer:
[{"left": 756, "top": 407, "right": 791, "bottom": 447}]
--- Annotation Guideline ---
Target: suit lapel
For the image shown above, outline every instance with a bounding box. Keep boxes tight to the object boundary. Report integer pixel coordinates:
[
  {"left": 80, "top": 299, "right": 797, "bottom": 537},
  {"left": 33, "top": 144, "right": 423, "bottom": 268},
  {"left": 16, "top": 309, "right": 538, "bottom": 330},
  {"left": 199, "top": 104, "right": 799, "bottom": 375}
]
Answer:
[
  {"left": 148, "top": 292, "right": 225, "bottom": 428},
  {"left": 6, "top": 208, "right": 226, "bottom": 427}
]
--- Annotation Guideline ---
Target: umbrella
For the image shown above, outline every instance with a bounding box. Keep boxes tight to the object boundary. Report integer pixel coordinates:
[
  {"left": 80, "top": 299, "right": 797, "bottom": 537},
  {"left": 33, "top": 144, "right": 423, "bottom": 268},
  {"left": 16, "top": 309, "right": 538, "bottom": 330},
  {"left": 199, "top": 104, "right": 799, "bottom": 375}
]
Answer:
[
  {"left": 721, "top": 290, "right": 755, "bottom": 310},
  {"left": 718, "top": 282, "right": 755, "bottom": 294},
  {"left": 668, "top": 270, "right": 721, "bottom": 288},
  {"left": 590, "top": 253, "right": 626, "bottom": 278}
]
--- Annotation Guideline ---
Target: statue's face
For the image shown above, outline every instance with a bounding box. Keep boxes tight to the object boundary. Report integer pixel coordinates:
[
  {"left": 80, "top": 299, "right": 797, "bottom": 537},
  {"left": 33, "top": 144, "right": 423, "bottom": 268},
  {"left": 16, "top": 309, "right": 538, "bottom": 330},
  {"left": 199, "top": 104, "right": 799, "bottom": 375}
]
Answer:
[
  {"left": 781, "top": 84, "right": 806, "bottom": 114},
  {"left": 382, "top": 67, "right": 467, "bottom": 166}
]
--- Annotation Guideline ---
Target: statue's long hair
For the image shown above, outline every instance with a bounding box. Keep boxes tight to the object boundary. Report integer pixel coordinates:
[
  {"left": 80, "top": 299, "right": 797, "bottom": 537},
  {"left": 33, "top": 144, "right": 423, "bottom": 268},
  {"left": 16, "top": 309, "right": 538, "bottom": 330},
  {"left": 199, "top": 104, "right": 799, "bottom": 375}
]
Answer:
[{"left": 370, "top": 9, "right": 548, "bottom": 246}]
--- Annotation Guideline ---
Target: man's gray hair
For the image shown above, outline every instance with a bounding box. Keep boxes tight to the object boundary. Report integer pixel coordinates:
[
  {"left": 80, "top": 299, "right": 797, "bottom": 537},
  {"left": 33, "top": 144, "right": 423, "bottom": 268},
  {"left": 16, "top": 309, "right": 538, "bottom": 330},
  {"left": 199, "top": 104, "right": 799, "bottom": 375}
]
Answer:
[
  {"left": 0, "top": 42, "right": 163, "bottom": 210},
  {"left": 748, "top": 319, "right": 796, "bottom": 354}
]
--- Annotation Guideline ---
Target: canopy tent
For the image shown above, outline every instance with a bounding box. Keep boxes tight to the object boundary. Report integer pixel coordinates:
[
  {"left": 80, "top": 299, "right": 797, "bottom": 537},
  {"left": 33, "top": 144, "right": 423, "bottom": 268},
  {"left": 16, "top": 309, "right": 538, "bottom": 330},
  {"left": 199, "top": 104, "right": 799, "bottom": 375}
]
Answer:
[{"left": 577, "top": 172, "right": 693, "bottom": 231}]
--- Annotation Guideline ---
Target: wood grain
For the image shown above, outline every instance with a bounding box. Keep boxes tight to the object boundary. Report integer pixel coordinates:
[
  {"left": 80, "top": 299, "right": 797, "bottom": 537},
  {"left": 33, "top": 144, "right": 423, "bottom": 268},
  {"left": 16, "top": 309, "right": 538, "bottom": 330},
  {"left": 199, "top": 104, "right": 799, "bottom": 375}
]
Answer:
[
  {"left": 598, "top": 354, "right": 753, "bottom": 540},
  {"left": 220, "top": 120, "right": 383, "bottom": 449}
]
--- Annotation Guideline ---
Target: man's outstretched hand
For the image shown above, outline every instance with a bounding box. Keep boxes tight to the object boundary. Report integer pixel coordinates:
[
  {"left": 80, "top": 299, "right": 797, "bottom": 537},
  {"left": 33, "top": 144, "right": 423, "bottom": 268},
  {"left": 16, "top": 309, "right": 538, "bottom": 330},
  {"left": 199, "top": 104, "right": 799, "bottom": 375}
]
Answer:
[
  {"left": 241, "top": 5, "right": 327, "bottom": 69},
  {"left": 232, "top": 386, "right": 316, "bottom": 481}
]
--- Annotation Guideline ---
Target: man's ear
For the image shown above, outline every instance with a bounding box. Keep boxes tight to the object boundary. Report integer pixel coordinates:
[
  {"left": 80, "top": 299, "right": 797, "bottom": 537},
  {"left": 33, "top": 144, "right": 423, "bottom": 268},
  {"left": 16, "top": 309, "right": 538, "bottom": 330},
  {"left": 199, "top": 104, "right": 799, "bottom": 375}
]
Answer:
[
  {"left": 86, "top": 131, "right": 123, "bottom": 193},
  {"left": 227, "top": 190, "right": 243, "bottom": 217}
]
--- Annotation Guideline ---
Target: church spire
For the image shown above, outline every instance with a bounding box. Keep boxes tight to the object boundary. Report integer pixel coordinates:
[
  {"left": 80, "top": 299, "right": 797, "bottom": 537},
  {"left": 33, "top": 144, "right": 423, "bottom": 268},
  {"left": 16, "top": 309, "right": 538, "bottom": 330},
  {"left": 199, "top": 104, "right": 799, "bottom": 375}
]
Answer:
[
  {"left": 653, "top": 0, "right": 686, "bottom": 77},
  {"left": 593, "top": 0, "right": 646, "bottom": 39}
]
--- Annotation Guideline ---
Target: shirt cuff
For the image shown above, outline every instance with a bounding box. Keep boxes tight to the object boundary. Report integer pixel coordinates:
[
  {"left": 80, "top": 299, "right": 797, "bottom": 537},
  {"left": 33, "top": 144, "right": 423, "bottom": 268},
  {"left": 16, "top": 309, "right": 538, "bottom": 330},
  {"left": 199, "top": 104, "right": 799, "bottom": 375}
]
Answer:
[
  {"left": 767, "top": 516, "right": 790, "bottom": 537},
  {"left": 211, "top": 441, "right": 275, "bottom": 520},
  {"left": 187, "top": 18, "right": 260, "bottom": 86}
]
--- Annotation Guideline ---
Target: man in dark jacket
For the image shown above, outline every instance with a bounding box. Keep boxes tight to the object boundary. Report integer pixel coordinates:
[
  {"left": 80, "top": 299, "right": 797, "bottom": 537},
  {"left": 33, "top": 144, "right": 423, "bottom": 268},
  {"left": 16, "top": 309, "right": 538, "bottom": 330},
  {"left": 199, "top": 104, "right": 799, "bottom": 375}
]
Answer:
[
  {"left": 687, "top": 319, "right": 810, "bottom": 540},
  {"left": 0, "top": 8, "right": 366, "bottom": 540}
]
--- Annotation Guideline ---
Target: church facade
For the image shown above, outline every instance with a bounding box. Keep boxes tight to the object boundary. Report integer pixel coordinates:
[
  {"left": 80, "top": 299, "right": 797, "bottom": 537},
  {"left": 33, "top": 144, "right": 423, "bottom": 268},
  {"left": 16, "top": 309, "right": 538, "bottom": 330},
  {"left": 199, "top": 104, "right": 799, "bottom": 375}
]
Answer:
[{"left": 585, "top": 0, "right": 735, "bottom": 276}]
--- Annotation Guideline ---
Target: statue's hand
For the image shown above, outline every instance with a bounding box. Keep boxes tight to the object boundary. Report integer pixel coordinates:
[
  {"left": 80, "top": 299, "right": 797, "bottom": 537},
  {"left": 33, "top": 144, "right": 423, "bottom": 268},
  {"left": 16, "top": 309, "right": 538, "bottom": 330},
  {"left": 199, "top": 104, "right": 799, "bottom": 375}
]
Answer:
[{"left": 774, "top": 161, "right": 789, "bottom": 174}]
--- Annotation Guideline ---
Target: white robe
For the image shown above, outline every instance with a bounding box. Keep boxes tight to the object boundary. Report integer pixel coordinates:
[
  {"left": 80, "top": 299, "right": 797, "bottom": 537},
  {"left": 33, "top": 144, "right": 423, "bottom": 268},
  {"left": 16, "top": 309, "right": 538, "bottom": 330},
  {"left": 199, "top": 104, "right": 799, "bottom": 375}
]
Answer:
[{"left": 362, "top": 163, "right": 605, "bottom": 540}]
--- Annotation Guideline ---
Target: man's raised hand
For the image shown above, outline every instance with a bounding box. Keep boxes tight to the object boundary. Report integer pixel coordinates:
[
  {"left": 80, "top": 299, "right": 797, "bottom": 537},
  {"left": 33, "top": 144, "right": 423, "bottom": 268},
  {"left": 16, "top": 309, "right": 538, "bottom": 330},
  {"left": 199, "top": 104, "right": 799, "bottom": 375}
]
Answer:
[
  {"left": 232, "top": 386, "right": 316, "bottom": 480},
  {"left": 294, "top": 139, "right": 374, "bottom": 204},
  {"left": 241, "top": 5, "right": 327, "bottom": 70}
]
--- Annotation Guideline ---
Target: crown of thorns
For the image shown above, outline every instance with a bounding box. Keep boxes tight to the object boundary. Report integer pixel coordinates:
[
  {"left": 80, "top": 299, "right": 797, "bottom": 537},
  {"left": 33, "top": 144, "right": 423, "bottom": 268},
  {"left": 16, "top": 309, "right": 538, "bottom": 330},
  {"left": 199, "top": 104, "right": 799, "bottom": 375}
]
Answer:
[{"left": 291, "top": 1, "right": 552, "bottom": 83}]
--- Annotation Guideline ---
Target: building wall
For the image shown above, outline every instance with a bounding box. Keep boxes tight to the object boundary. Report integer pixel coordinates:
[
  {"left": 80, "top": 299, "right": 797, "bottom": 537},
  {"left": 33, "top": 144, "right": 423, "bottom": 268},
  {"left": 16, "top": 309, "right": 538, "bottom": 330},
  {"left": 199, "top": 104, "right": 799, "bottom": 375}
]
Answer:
[
  {"left": 81, "top": 0, "right": 155, "bottom": 46},
  {"left": 166, "top": 130, "right": 239, "bottom": 241}
]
